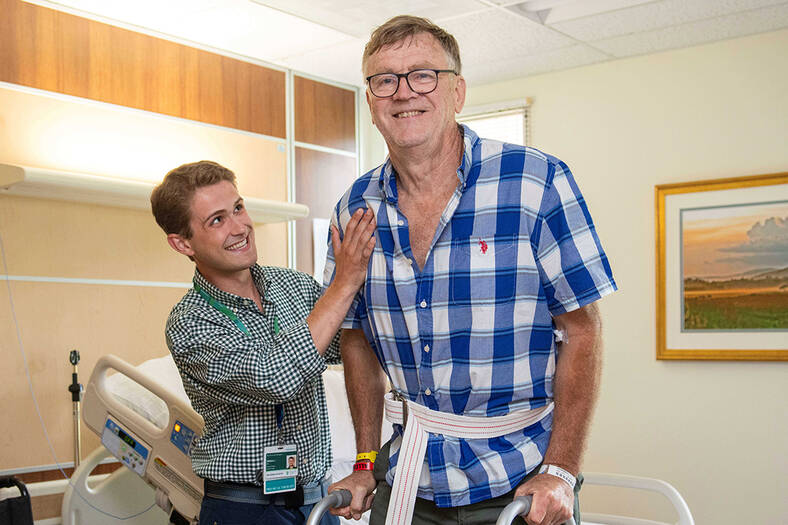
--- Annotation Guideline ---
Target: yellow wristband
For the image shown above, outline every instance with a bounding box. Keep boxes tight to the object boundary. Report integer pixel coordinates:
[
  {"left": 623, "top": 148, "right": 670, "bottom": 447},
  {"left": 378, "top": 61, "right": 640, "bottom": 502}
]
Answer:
[{"left": 356, "top": 451, "right": 378, "bottom": 463}]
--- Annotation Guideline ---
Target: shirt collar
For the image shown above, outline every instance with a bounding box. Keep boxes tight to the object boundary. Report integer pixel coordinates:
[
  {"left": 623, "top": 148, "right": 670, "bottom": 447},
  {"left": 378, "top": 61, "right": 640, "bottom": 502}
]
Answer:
[
  {"left": 458, "top": 124, "right": 478, "bottom": 185},
  {"left": 377, "top": 124, "right": 479, "bottom": 202},
  {"left": 193, "top": 264, "right": 267, "bottom": 307}
]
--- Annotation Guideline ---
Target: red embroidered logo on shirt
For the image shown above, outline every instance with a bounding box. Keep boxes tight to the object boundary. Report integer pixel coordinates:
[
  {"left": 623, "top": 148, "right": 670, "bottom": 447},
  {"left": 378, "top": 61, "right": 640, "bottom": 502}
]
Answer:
[{"left": 479, "top": 239, "right": 488, "bottom": 254}]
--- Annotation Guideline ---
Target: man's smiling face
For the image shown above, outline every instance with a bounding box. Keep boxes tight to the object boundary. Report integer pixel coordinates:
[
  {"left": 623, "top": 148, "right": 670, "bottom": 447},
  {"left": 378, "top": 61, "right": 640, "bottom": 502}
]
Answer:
[
  {"left": 364, "top": 32, "right": 465, "bottom": 153},
  {"left": 176, "top": 180, "right": 257, "bottom": 279}
]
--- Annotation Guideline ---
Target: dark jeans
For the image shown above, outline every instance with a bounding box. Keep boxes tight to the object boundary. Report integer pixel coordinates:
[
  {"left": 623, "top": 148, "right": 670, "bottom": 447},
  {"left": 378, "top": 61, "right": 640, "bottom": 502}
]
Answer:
[
  {"left": 198, "top": 495, "right": 339, "bottom": 525},
  {"left": 369, "top": 441, "right": 583, "bottom": 525}
]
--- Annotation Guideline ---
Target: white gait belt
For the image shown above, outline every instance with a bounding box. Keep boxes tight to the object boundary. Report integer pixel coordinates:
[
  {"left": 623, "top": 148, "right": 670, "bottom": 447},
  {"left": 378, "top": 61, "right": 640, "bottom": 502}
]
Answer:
[{"left": 382, "top": 391, "right": 554, "bottom": 525}]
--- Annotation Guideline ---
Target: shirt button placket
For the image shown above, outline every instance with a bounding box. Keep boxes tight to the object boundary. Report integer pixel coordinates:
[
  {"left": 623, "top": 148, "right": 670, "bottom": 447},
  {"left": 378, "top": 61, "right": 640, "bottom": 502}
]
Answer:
[
  {"left": 416, "top": 293, "right": 434, "bottom": 406},
  {"left": 414, "top": 257, "right": 435, "bottom": 408}
]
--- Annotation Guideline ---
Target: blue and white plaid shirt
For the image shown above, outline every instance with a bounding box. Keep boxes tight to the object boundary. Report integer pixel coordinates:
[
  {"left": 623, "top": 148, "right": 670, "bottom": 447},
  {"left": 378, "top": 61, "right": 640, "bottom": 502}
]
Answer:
[{"left": 324, "top": 125, "right": 616, "bottom": 507}]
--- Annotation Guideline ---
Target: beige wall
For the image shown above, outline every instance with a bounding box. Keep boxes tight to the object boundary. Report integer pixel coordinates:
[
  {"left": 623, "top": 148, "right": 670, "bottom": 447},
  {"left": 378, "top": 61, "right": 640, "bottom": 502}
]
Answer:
[
  {"left": 361, "top": 28, "right": 788, "bottom": 525},
  {"left": 464, "top": 30, "right": 788, "bottom": 525},
  {"left": 0, "top": 84, "right": 288, "bottom": 470}
]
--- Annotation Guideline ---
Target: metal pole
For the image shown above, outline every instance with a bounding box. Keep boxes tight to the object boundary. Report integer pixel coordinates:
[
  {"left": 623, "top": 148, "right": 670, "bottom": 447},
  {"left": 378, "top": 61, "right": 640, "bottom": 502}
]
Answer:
[{"left": 68, "top": 350, "right": 82, "bottom": 468}]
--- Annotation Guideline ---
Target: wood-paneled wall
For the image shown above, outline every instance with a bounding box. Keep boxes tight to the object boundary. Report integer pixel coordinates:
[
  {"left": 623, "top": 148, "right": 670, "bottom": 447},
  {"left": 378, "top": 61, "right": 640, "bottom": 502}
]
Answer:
[
  {"left": 293, "top": 75, "right": 358, "bottom": 277},
  {"left": 295, "top": 75, "right": 356, "bottom": 153},
  {"left": 0, "top": 0, "right": 286, "bottom": 137}
]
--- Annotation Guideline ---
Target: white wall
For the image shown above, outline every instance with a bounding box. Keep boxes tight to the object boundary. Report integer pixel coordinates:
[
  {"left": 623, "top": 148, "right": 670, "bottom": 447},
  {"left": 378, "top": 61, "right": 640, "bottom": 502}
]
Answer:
[
  {"left": 361, "top": 29, "right": 788, "bottom": 525},
  {"left": 468, "top": 29, "right": 788, "bottom": 525},
  {"left": 359, "top": 101, "right": 387, "bottom": 173}
]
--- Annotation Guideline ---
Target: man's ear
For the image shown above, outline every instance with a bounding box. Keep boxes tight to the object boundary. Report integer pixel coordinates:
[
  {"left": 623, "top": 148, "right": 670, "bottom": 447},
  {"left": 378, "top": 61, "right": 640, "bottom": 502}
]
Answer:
[
  {"left": 453, "top": 75, "right": 466, "bottom": 114},
  {"left": 366, "top": 90, "right": 377, "bottom": 127},
  {"left": 167, "top": 233, "right": 195, "bottom": 258}
]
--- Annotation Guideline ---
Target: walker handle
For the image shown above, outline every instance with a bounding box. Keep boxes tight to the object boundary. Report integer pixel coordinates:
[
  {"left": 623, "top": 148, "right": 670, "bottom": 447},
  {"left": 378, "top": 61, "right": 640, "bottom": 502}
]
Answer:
[
  {"left": 306, "top": 489, "right": 353, "bottom": 525},
  {"left": 496, "top": 495, "right": 576, "bottom": 525}
]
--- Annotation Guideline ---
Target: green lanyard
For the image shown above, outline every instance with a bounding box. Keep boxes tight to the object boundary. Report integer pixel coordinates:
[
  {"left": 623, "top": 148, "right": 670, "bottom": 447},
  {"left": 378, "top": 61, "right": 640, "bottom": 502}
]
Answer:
[
  {"left": 193, "top": 281, "right": 280, "bottom": 337},
  {"left": 194, "top": 280, "right": 285, "bottom": 441},
  {"left": 193, "top": 281, "right": 252, "bottom": 336}
]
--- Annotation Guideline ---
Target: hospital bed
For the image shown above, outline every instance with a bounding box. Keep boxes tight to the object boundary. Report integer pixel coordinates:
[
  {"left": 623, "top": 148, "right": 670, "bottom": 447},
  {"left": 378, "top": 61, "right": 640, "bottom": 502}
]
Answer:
[
  {"left": 67, "top": 354, "right": 201, "bottom": 525},
  {"left": 65, "top": 354, "right": 377, "bottom": 525},
  {"left": 61, "top": 354, "right": 694, "bottom": 525}
]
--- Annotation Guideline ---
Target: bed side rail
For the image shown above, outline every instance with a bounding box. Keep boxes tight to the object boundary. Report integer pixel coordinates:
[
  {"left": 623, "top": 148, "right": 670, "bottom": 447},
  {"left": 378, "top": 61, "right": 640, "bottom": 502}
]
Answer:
[
  {"left": 581, "top": 472, "right": 694, "bottom": 525},
  {"left": 81, "top": 354, "right": 204, "bottom": 522}
]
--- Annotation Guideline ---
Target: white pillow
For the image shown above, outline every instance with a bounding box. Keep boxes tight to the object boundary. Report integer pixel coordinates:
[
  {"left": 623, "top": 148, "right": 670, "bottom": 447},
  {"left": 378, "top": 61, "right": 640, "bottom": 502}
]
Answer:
[{"left": 104, "top": 355, "right": 189, "bottom": 429}]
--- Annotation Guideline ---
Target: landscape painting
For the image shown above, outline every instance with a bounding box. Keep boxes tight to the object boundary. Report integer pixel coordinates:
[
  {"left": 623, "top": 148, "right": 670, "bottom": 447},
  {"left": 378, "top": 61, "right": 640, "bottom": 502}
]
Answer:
[{"left": 681, "top": 201, "right": 788, "bottom": 331}]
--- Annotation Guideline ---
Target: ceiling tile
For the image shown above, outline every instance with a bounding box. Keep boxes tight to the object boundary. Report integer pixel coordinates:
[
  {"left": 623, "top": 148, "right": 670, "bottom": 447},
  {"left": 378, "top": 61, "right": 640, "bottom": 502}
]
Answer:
[
  {"left": 463, "top": 44, "right": 609, "bottom": 85},
  {"left": 541, "top": 0, "right": 655, "bottom": 24},
  {"left": 551, "top": 0, "right": 788, "bottom": 42},
  {"left": 254, "top": 0, "right": 487, "bottom": 39},
  {"left": 349, "top": 0, "right": 488, "bottom": 25},
  {"left": 171, "top": 2, "right": 355, "bottom": 61},
  {"left": 441, "top": 8, "right": 577, "bottom": 69},
  {"left": 592, "top": 2, "right": 788, "bottom": 57},
  {"left": 40, "top": 0, "right": 226, "bottom": 31},
  {"left": 280, "top": 39, "right": 368, "bottom": 86},
  {"left": 41, "top": 0, "right": 355, "bottom": 65}
]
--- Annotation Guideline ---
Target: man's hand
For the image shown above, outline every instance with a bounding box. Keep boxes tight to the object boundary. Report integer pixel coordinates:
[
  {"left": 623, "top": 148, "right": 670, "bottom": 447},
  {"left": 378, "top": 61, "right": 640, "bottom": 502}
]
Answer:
[
  {"left": 306, "top": 210, "right": 375, "bottom": 353},
  {"left": 331, "top": 207, "right": 376, "bottom": 294},
  {"left": 513, "top": 473, "right": 574, "bottom": 525},
  {"left": 328, "top": 470, "right": 377, "bottom": 520}
]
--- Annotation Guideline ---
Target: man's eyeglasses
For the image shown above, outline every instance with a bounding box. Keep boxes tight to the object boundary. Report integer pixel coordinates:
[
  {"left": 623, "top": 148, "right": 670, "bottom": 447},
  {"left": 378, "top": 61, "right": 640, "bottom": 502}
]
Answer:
[{"left": 366, "top": 69, "right": 458, "bottom": 98}]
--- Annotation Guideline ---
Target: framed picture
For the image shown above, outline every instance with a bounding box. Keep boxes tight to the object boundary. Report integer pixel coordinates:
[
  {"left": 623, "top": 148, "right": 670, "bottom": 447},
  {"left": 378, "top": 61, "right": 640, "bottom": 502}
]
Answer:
[{"left": 655, "top": 172, "right": 788, "bottom": 361}]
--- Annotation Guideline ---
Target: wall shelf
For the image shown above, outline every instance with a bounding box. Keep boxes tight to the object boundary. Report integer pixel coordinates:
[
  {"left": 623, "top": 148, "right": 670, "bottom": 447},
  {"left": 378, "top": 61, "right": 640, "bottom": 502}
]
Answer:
[{"left": 0, "top": 163, "right": 309, "bottom": 224}]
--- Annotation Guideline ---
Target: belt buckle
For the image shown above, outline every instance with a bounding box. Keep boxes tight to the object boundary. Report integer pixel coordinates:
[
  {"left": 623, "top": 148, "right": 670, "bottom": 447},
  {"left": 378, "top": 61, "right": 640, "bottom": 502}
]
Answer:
[{"left": 392, "top": 390, "right": 408, "bottom": 430}]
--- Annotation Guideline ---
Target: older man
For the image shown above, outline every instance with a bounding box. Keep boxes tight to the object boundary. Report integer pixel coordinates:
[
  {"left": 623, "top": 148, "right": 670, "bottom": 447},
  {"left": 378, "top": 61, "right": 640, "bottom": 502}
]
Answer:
[{"left": 325, "top": 15, "right": 617, "bottom": 525}]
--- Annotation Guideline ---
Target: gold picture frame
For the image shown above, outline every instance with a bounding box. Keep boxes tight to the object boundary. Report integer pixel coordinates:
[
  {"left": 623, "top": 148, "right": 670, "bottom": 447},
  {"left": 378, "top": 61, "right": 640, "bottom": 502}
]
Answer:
[{"left": 655, "top": 172, "right": 788, "bottom": 361}]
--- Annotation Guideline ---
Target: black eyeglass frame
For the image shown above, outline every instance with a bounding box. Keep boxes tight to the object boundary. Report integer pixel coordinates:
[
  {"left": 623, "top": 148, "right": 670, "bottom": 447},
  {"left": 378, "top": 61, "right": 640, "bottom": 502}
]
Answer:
[{"left": 365, "top": 68, "right": 458, "bottom": 98}]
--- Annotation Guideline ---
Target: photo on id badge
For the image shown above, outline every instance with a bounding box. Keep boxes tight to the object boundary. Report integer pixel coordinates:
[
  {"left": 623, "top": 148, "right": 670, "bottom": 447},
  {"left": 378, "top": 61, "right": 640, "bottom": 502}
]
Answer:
[{"left": 264, "top": 445, "right": 298, "bottom": 494}]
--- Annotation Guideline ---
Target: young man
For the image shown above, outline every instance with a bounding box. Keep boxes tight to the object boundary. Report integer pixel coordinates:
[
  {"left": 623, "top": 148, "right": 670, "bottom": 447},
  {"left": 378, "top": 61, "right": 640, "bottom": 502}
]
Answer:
[
  {"left": 150, "top": 160, "right": 376, "bottom": 525},
  {"left": 325, "top": 16, "right": 617, "bottom": 525}
]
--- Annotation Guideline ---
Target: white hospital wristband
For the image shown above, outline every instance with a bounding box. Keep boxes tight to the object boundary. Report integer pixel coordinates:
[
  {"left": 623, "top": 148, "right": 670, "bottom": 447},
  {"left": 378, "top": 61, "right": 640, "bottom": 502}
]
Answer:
[{"left": 538, "top": 464, "right": 576, "bottom": 489}]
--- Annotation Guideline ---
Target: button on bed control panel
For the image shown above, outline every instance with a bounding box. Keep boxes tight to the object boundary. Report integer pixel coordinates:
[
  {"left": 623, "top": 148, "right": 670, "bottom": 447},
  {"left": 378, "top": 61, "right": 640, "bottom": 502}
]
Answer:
[
  {"left": 101, "top": 417, "right": 150, "bottom": 477},
  {"left": 170, "top": 420, "right": 197, "bottom": 456}
]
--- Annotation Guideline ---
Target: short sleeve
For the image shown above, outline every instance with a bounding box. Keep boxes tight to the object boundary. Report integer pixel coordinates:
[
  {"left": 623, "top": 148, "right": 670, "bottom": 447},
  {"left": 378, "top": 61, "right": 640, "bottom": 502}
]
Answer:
[{"left": 533, "top": 160, "right": 617, "bottom": 315}]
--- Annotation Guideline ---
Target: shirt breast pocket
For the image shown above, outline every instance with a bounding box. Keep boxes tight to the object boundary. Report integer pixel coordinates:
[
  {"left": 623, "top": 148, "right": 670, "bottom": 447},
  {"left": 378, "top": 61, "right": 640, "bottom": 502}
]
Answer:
[{"left": 449, "top": 235, "right": 518, "bottom": 306}]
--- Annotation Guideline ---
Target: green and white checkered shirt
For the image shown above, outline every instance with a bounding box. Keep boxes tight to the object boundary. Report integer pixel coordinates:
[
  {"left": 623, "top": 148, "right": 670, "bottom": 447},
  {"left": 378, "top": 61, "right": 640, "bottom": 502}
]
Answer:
[{"left": 165, "top": 264, "right": 340, "bottom": 485}]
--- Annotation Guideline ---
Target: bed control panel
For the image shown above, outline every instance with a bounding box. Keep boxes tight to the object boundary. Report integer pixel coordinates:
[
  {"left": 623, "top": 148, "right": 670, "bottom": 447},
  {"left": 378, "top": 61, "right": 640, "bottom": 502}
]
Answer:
[
  {"left": 101, "top": 417, "right": 150, "bottom": 477},
  {"left": 170, "top": 419, "right": 197, "bottom": 456}
]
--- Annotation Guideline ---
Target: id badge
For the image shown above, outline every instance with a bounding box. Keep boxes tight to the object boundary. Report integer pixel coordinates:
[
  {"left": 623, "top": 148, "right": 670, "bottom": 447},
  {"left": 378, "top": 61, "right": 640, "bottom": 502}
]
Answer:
[{"left": 263, "top": 444, "right": 297, "bottom": 494}]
